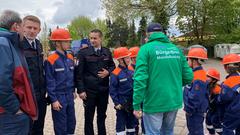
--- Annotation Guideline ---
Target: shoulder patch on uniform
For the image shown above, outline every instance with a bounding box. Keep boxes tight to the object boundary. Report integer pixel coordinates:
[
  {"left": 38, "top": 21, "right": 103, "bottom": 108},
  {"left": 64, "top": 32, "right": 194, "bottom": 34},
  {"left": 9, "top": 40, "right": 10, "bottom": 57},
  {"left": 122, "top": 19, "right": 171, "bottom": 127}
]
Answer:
[
  {"left": 47, "top": 53, "right": 59, "bottom": 65},
  {"left": 67, "top": 54, "right": 74, "bottom": 60},
  {"left": 193, "top": 70, "right": 207, "bottom": 82},
  {"left": 128, "top": 65, "right": 134, "bottom": 71},
  {"left": 112, "top": 67, "right": 122, "bottom": 76},
  {"left": 212, "top": 84, "right": 221, "bottom": 94},
  {"left": 223, "top": 76, "right": 240, "bottom": 89}
]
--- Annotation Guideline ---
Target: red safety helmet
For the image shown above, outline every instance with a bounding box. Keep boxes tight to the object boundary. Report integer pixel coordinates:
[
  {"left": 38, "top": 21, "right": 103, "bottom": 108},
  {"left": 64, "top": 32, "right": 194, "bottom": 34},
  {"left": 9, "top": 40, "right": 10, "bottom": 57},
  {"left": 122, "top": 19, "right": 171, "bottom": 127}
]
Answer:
[
  {"left": 222, "top": 53, "right": 240, "bottom": 65},
  {"left": 113, "top": 47, "right": 131, "bottom": 59},
  {"left": 207, "top": 68, "right": 220, "bottom": 81},
  {"left": 129, "top": 46, "right": 140, "bottom": 58},
  {"left": 187, "top": 48, "right": 208, "bottom": 60},
  {"left": 50, "top": 28, "right": 72, "bottom": 41}
]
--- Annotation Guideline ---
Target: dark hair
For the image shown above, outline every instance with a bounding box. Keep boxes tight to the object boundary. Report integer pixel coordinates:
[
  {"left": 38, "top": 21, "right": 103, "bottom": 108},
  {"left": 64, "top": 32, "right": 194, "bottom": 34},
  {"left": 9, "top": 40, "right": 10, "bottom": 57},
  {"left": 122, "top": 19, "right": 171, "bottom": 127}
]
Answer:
[
  {"left": 0, "top": 10, "right": 22, "bottom": 30},
  {"left": 90, "top": 29, "right": 103, "bottom": 38},
  {"left": 23, "top": 15, "right": 41, "bottom": 25}
]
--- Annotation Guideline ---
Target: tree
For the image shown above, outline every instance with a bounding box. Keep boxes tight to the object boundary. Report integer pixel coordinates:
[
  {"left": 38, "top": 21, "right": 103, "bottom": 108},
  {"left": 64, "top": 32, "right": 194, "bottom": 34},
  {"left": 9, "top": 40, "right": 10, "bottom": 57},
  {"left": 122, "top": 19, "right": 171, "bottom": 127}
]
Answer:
[
  {"left": 127, "top": 20, "right": 138, "bottom": 46},
  {"left": 67, "top": 16, "right": 95, "bottom": 40},
  {"left": 106, "top": 16, "right": 129, "bottom": 47},
  {"left": 94, "top": 19, "right": 108, "bottom": 46},
  {"left": 137, "top": 16, "right": 147, "bottom": 45},
  {"left": 39, "top": 22, "right": 50, "bottom": 57},
  {"left": 101, "top": 0, "right": 177, "bottom": 33},
  {"left": 176, "top": 0, "right": 211, "bottom": 44}
]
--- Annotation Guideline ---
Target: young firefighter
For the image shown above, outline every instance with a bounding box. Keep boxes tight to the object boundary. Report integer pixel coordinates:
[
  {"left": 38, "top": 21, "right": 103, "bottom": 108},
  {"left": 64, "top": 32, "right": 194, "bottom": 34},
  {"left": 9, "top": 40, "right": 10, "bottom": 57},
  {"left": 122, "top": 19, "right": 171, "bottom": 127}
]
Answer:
[
  {"left": 129, "top": 46, "right": 140, "bottom": 69},
  {"left": 218, "top": 53, "right": 240, "bottom": 135},
  {"left": 184, "top": 46, "right": 209, "bottom": 135},
  {"left": 205, "top": 68, "right": 223, "bottom": 135},
  {"left": 129, "top": 46, "right": 145, "bottom": 134},
  {"left": 45, "top": 28, "right": 76, "bottom": 135},
  {"left": 110, "top": 47, "right": 136, "bottom": 135}
]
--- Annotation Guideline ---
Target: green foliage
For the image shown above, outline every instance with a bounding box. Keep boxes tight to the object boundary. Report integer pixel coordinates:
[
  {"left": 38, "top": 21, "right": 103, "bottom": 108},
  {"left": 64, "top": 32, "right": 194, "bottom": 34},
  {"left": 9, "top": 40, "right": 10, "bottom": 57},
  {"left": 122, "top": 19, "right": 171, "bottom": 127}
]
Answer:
[
  {"left": 127, "top": 20, "right": 138, "bottom": 46},
  {"left": 102, "top": 0, "right": 177, "bottom": 32},
  {"left": 106, "top": 16, "right": 129, "bottom": 47},
  {"left": 176, "top": 0, "right": 240, "bottom": 45},
  {"left": 137, "top": 16, "right": 147, "bottom": 45},
  {"left": 67, "top": 16, "right": 95, "bottom": 40}
]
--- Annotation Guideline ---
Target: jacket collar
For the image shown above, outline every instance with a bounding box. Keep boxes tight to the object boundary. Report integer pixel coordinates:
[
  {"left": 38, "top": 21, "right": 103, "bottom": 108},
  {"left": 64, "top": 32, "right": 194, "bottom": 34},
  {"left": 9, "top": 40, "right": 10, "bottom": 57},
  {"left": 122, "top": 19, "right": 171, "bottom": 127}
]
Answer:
[
  {"left": 56, "top": 50, "right": 67, "bottom": 59},
  {"left": 226, "top": 72, "right": 240, "bottom": 79},
  {"left": 148, "top": 32, "right": 170, "bottom": 43},
  {"left": 193, "top": 66, "right": 203, "bottom": 72},
  {"left": 0, "top": 28, "right": 20, "bottom": 48}
]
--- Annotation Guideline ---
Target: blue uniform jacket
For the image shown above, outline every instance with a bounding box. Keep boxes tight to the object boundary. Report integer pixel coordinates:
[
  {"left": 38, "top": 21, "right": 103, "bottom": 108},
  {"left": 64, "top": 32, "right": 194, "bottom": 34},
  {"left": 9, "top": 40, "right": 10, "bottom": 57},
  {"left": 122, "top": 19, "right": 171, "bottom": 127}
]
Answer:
[
  {"left": 184, "top": 66, "right": 209, "bottom": 114},
  {"left": 45, "top": 50, "right": 74, "bottom": 103},
  {"left": 218, "top": 73, "right": 240, "bottom": 115},
  {"left": 109, "top": 65, "right": 134, "bottom": 106}
]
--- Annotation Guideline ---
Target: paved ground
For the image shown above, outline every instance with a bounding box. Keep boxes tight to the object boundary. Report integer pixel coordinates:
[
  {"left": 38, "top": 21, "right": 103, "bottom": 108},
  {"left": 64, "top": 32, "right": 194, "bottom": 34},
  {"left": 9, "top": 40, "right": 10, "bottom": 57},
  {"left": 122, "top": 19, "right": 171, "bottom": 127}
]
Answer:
[{"left": 44, "top": 58, "right": 226, "bottom": 135}]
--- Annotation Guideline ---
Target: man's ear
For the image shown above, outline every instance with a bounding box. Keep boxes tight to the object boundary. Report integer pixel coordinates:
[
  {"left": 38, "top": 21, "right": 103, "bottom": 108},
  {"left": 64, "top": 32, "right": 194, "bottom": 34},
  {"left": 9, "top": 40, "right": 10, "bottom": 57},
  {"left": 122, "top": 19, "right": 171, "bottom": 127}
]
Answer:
[{"left": 10, "top": 23, "right": 18, "bottom": 32}]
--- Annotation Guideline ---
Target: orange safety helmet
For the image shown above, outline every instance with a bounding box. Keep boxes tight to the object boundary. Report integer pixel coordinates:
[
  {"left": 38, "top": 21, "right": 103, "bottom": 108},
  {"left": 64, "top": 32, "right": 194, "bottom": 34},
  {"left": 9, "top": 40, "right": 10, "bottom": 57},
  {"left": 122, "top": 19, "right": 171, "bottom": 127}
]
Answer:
[
  {"left": 113, "top": 47, "right": 131, "bottom": 59},
  {"left": 50, "top": 28, "right": 72, "bottom": 41},
  {"left": 129, "top": 46, "right": 140, "bottom": 58},
  {"left": 222, "top": 53, "right": 240, "bottom": 65},
  {"left": 207, "top": 68, "right": 220, "bottom": 81},
  {"left": 187, "top": 48, "right": 208, "bottom": 60}
]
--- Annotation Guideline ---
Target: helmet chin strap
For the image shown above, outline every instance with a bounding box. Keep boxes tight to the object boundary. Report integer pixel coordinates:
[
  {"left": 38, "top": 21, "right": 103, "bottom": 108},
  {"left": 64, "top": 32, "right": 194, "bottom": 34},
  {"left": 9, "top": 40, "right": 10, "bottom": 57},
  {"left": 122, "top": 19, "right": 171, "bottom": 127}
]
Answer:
[{"left": 121, "top": 58, "right": 128, "bottom": 67}]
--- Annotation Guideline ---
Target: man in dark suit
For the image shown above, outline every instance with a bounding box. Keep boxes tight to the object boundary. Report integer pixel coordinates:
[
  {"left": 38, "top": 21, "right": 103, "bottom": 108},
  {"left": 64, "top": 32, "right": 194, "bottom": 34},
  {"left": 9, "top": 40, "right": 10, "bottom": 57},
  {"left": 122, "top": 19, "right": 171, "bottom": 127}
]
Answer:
[{"left": 22, "top": 15, "right": 46, "bottom": 135}]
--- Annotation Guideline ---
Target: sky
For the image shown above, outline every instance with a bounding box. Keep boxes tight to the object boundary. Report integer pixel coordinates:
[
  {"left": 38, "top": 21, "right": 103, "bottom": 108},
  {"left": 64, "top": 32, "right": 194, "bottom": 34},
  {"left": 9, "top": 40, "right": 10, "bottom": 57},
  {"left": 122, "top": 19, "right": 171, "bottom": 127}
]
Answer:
[
  {"left": 0, "top": 0, "right": 105, "bottom": 29},
  {"left": 0, "top": 0, "right": 181, "bottom": 36}
]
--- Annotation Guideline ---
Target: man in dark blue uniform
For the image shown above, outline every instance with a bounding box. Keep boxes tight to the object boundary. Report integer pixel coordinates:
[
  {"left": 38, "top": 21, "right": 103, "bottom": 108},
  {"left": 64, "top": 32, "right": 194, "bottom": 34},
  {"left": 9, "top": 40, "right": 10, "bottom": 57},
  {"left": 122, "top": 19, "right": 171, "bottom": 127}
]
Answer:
[
  {"left": 22, "top": 15, "right": 46, "bottom": 135},
  {"left": 75, "top": 29, "right": 115, "bottom": 135}
]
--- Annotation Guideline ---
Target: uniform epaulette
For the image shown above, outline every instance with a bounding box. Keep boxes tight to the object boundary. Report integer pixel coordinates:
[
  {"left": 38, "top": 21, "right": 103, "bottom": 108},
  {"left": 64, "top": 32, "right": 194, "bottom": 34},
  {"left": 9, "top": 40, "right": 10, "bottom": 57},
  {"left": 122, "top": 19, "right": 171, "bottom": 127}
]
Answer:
[
  {"left": 212, "top": 84, "right": 221, "bottom": 94},
  {"left": 193, "top": 70, "right": 207, "bottom": 82},
  {"left": 112, "top": 67, "right": 122, "bottom": 76},
  {"left": 47, "top": 53, "right": 59, "bottom": 65},
  {"left": 223, "top": 76, "right": 240, "bottom": 88},
  {"left": 67, "top": 53, "right": 74, "bottom": 60}
]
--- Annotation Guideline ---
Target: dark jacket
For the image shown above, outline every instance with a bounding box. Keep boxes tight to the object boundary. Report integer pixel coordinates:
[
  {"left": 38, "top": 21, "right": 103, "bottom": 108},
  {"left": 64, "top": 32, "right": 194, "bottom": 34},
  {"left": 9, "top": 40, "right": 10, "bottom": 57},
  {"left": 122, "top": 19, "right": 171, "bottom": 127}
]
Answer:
[
  {"left": 75, "top": 46, "right": 115, "bottom": 94},
  {"left": 45, "top": 51, "right": 75, "bottom": 103},
  {"left": 0, "top": 28, "right": 37, "bottom": 120},
  {"left": 22, "top": 37, "right": 45, "bottom": 98}
]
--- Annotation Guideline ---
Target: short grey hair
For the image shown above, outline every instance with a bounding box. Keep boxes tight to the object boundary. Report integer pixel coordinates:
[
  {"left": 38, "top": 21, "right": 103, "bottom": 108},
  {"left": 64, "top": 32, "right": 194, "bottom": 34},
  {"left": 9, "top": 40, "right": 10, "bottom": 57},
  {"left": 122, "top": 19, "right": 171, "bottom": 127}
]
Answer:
[{"left": 0, "top": 10, "right": 22, "bottom": 30}]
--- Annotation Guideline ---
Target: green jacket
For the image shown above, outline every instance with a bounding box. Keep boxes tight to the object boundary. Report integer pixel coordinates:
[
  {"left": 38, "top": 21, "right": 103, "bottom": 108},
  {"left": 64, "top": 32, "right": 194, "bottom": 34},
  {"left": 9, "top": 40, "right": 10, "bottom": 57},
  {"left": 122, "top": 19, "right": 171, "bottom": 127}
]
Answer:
[{"left": 133, "top": 32, "right": 193, "bottom": 113}]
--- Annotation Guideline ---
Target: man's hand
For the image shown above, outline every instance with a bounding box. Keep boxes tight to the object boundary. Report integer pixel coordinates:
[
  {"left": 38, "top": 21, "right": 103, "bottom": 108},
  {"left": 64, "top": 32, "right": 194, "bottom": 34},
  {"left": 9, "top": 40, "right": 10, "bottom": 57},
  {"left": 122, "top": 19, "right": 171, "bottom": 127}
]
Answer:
[
  {"left": 52, "top": 101, "right": 62, "bottom": 111},
  {"left": 73, "top": 92, "right": 77, "bottom": 100},
  {"left": 79, "top": 92, "right": 87, "bottom": 100},
  {"left": 133, "top": 110, "right": 142, "bottom": 119},
  {"left": 114, "top": 104, "right": 122, "bottom": 110},
  {"left": 98, "top": 68, "right": 109, "bottom": 78}
]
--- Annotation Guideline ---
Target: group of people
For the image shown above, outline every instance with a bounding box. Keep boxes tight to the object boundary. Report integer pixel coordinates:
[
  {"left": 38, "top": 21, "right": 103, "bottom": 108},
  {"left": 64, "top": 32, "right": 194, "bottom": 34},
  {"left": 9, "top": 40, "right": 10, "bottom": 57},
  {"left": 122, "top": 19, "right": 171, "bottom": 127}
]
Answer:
[
  {"left": 0, "top": 9, "right": 240, "bottom": 135},
  {"left": 183, "top": 46, "right": 240, "bottom": 135}
]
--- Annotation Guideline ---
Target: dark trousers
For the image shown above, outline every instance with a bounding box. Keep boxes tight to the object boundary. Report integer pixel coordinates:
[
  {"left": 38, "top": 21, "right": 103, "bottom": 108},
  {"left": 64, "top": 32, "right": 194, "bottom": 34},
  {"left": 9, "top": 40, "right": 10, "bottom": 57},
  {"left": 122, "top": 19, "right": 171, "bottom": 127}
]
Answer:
[
  {"left": 116, "top": 110, "right": 136, "bottom": 135},
  {"left": 206, "top": 111, "right": 223, "bottom": 135},
  {"left": 29, "top": 95, "right": 47, "bottom": 135},
  {"left": 222, "top": 113, "right": 240, "bottom": 135},
  {"left": 52, "top": 93, "right": 76, "bottom": 135},
  {"left": 83, "top": 91, "right": 109, "bottom": 135},
  {"left": 0, "top": 112, "right": 30, "bottom": 135},
  {"left": 186, "top": 113, "right": 204, "bottom": 135}
]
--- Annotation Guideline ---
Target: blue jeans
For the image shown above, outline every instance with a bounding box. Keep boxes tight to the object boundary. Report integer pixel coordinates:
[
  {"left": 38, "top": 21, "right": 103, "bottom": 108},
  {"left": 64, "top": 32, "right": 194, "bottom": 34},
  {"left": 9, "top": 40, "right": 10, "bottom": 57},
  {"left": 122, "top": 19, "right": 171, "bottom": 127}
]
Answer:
[
  {"left": 143, "top": 110, "right": 178, "bottom": 135},
  {"left": 0, "top": 112, "right": 30, "bottom": 135}
]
